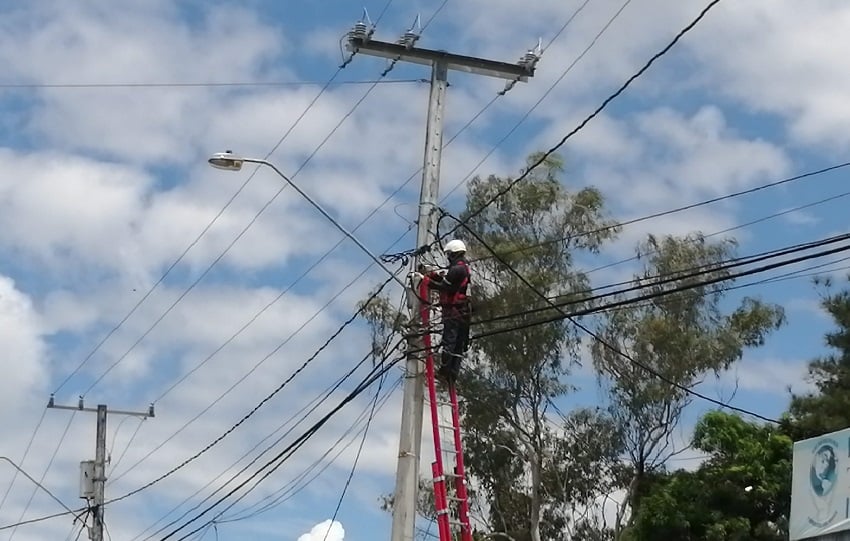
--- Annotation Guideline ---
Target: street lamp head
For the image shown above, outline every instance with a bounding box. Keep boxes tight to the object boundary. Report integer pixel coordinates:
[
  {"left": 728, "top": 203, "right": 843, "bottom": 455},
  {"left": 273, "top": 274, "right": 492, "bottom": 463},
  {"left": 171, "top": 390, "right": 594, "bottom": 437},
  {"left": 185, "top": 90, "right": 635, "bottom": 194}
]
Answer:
[{"left": 208, "top": 151, "right": 244, "bottom": 171}]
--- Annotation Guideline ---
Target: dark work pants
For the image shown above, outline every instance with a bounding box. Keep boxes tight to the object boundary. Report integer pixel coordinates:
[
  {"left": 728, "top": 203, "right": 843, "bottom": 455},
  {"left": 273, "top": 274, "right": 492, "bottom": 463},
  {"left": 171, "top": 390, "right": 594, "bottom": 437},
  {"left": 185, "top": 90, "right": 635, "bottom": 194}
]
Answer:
[{"left": 440, "top": 310, "right": 471, "bottom": 376}]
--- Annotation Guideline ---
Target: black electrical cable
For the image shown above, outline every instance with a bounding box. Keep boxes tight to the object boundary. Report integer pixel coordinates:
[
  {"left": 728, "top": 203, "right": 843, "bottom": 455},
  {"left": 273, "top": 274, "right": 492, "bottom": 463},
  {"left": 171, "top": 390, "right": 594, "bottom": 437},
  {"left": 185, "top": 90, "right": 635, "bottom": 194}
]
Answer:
[
  {"left": 464, "top": 231, "right": 850, "bottom": 328},
  {"left": 160, "top": 353, "right": 406, "bottom": 540},
  {"left": 105, "top": 272, "right": 399, "bottom": 506},
  {"left": 455, "top": 217, "right": 783, "bottom": 423},
  {"left": 139, "top": 341, "right": 401, "bottom": 541},
  {"left": 467, "top": 164, "right": 850, "bottom": 266},
  {"left": 438, "top": 0, "right": 724, "bottom": 246}
]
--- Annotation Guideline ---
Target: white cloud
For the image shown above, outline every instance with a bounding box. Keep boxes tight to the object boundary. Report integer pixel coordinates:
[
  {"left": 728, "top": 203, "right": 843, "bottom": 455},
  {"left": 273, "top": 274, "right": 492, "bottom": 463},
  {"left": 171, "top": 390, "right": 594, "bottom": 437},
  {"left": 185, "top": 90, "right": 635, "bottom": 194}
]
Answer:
[
  {"left": 0, "top": 276, "right": 49, "bottom": 408},
  {"left": 297, "top": 519, "right": 344, "bottom": 541},
  {"left": 2, "top": 1, "right": 850, "bottom": 540},
  {"left": 687, "top": 0, "right": 850, "bottom": 152},
  {"left": 717, "top": 357, "right": 812, "bottom": 396}
]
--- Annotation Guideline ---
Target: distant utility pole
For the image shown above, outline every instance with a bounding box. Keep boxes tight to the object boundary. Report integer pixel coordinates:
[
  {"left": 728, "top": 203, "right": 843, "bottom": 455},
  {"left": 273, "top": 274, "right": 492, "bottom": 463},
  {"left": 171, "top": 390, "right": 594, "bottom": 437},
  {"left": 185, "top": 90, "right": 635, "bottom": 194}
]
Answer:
[
  {"left": 345, "top": 14, "right": 537, "bottom": 541},
  {"left": 48, "top": 396, "right": 154, "bottom": 541}
]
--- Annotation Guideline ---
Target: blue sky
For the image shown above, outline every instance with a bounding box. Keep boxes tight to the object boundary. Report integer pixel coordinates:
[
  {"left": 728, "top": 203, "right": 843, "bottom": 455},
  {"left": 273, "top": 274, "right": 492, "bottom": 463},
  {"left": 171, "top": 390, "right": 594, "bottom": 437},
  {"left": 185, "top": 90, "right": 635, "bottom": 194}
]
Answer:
[{"left": 1, "top": 0, "right": 849, "bottom": 539}]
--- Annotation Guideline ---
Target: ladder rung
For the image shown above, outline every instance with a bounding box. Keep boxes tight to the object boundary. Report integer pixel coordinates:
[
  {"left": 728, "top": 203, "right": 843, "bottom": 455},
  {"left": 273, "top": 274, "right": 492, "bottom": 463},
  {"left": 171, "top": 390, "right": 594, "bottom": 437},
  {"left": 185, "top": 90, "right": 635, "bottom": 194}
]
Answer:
[
  {"left": 447, "top": 496, "right": 466, "bottom": 502},
  {"left": 438, "top": 424, "right": 458, "bottom": 430},
  {"left": 442, "top": 448, "right": 458, "bottom": 454},
  {"left": 445, "top": 471, "right": 465, "bottom": 478}
]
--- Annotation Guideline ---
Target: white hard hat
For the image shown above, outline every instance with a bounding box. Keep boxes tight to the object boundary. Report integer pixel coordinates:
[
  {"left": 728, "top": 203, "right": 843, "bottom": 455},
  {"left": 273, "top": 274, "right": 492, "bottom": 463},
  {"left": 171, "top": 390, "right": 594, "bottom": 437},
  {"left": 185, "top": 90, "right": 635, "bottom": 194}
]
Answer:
[{"left": 444, "top": 239, "right": 467, "bottom": 254}]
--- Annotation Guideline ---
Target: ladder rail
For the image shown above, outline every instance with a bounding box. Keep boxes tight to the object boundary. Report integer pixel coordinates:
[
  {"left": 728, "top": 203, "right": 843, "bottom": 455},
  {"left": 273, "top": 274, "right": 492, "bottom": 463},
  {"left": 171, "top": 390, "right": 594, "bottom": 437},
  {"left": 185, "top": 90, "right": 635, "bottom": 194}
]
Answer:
[
  {"left": 420, "top": 277, "right": 452, "bottom": 540},
  {"left": 448, "top": 384, "right": 473, "bottom": 541},
  {"left": 419, "top": 276, "right": 474, "bottom": 541}
]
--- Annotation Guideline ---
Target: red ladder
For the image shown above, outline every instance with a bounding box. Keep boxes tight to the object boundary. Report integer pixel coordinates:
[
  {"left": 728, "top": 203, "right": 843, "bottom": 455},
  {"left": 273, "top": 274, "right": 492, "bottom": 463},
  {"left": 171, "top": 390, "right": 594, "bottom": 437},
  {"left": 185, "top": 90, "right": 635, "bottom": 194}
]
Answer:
[{"left": 419, "top": 277, "right": 473, "bottom": 541}]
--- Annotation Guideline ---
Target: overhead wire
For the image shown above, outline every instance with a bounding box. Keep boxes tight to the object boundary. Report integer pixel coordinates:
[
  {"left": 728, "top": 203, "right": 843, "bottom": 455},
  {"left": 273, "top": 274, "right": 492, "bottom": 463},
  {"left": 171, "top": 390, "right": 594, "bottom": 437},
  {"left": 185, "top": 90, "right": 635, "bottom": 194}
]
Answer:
[
  {"left": 0, "top": 457, "right": 87, "bottom": 525},
  {"left": 320, "top": 350, "right": 388, "bottom": 541},
  {"left": 7, "top": 411, "right": 77, "bottom": 541},
  {"left": 583, "top": 253, "right": 850, "bottom": 318},
  {"left": 54, "top": 12, "right": 371, "bottom": 398},
  {"left": 128, "top": 363, "right": 398, "bottom": 541},
  {"left": 137, "top": 342, "right": 401, "bottom": 541},
  {"left": 0, "top": 79, "right": 425, "bottom": 89},
  {"left": 0, "top": 408, "right": 47, "bottom": 516},
  {"left": 438, "top": 0, "right": 633, "bottom": 203},
  {"left": 451, "top": 214, "right": 785, "bottom": 423},
  {"left": 468, "top": 231, "right": 850, "bottom": 331},
  {"left": 98, "top": 0, "right": 456, "bottom": 506},
  {"left": 108, "top": 418, "right": 146, "bottom": 477},
  {"left": 109, "top": 260, "right": 404, "bottom": 486},
  {"left": 159, "top": 349, "right": 407, "bottom": 540},
  {"left": 439, "top": 0, "right": 724, "bottom": 243},
  {"left": 217, "top": 376, "right": 402, "bottom": 524},
  {"left": 104, "top": 271, "right": 400, "bottom": 502},
  {"left": 467, "top": 162, "right": 850, "bottom": 266},
  {"left": 82, "top": 0, "right": 449, "bottom": 399}
]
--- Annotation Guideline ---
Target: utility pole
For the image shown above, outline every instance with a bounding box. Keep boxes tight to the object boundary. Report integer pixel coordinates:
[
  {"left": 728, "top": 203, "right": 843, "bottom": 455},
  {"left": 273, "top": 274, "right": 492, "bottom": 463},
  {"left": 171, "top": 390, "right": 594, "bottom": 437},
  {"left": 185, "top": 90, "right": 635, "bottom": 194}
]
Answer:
[
  {"left": 48, "top": 396, "right": 154, "bottom": 541},
  {"left": 345, "top": 17, "right": 537, "bottom": 541}
]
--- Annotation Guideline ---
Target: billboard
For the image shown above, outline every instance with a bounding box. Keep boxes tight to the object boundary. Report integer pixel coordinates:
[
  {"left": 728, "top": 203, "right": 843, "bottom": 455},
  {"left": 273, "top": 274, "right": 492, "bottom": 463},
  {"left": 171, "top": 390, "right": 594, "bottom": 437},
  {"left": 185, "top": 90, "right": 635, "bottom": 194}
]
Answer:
[{"left": 791, "top": 428, "right": 850, "bottom": 540}]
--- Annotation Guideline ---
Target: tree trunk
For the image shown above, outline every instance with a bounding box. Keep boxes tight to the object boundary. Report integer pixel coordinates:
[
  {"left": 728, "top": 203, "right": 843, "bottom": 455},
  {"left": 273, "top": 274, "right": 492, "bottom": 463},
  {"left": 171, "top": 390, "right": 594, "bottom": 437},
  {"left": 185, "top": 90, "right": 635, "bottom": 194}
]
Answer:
[{"left": 528, "top": 447, "right": 542, "bottom": 541}]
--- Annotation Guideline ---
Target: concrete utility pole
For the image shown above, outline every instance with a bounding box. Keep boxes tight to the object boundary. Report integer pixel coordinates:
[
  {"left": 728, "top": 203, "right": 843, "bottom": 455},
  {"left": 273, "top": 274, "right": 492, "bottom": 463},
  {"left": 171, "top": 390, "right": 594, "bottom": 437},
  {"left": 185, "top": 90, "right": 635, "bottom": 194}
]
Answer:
[
  {"left": 48, "top": 397, "right": 154, "bottom": 541},
  {"left": 345, "top": 18, "right": 537, "bottom": 541}
]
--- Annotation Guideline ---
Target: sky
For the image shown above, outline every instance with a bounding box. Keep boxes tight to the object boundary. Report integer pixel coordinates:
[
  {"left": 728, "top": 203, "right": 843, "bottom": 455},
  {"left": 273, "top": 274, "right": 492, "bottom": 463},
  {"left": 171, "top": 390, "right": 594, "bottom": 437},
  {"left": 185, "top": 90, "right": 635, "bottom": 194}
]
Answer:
[{"left": 0, "top": 0, "right": 849, "bottom": 539}]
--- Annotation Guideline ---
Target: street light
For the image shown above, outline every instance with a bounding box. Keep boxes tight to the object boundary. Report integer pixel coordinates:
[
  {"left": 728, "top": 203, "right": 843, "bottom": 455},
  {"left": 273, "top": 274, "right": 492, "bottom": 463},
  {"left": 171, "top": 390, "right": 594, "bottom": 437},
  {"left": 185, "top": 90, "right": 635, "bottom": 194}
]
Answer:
[{"left": 207, "top": 151, "right": 408, "bottom": 289}]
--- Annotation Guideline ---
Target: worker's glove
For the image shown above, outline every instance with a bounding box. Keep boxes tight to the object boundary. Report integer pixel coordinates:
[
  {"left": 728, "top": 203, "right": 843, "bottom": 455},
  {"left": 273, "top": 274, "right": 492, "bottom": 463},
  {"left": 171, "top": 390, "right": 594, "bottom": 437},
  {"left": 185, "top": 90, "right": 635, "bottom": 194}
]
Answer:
[{"left": 409, "top": 272, "right": 425, "bottom": 286}]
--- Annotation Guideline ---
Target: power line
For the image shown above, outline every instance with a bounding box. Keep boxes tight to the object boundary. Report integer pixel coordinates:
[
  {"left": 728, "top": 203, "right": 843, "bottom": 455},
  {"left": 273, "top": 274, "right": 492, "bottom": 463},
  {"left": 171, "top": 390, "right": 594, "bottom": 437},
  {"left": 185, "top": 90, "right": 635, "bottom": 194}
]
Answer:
[
  {"left": 128, "top": 365, "right": 398, "bottom": 541},
  {"left": 79, "top": 5, "right": 446, "bottom": 397},
  {"left": 0, "top": 79, "right": 426, "bottom": 89},
  {"left": 0, "top": 457, "right": 87, "bottom": 524},
  {"left": 109, "top": 263, "right": 401, "bottom": 487},
  {"left": 217, "top": 377, "right": 402, "bottom": 524},
  {"left": 108, "top": 418, "right": 146, "bottom": 477},
  {"left": 0, "top": 507, "right": 86, "bottom": 532},
  {"left": 8, "top": 412, "right": 77, "bottom": 541},
  {"left": 54, "top": 34, "right": 359, "bottom": 398},
  {"left": 472, "top": 235, "right": 850, "bottom": 343},
  {"left": 137, "top": 344, "right": 398, "bottom": 541},
  {"left": 104, "top": 272, "right": 399, "bottom": 506},
  {"left": 440, "top": 0, "right": 633, "bottom": 202},
  {"left": 440, "top": 0, "right": 724, "bottom": 244},
  {"left": 468, "top": 162, "right": 850, "bottom": 266},
  {"left": 160, "top": 352, "right": 405, "bottom": 540},
  {"left": 455, "top": 217, "right": 784, "bottom": 423},
  {"left": 468, "top": 231, "right": 850, "bottom": 327},
  {"left": 0, "top": 408, "right": 46, "bottom": 516},
  {"left": 321, "top": 356, "right": 387, "bottom": 541}
]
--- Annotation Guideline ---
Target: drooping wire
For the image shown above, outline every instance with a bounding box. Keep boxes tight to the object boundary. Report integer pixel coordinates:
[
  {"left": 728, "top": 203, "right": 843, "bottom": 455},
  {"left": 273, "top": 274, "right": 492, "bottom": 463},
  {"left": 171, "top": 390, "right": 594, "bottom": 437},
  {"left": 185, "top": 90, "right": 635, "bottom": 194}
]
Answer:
[
  {"left": 104, "top": 271, "right": 401, "bottom": 505},
  {"left": 137, "top": 345, "right": 398, "bottom": 541},
  {"left": 453, "top": 213, "right": 785, "bottom": 423},
  {"left": 217, "top": 377, "right": 402, "bottom": 524},
  {"left": 8, "top": 412, "right": 77, "bottom": 541},
  {"left": 439, "top": 0, "right": 635, "bottom": 203},
  {"left": 438, "top": 0, "right": 724, "bottom": 242},
  {"left": 467, "top": 162, "right": 850, "bottom": 266},
  {"left": 81, "top": 2, "right": 443, "bottom": 398},
  {"left": 320, "top": 347, "right": 387, "bottom": 541},
  {"left": 160, "top": 352, "right": 406, "bottom": 540},
  {"left": 55, "top": 16, "right": 364, "bottom": 397},
  {"left": 0, "top": 408, "right": 46, "bottom": 516}
]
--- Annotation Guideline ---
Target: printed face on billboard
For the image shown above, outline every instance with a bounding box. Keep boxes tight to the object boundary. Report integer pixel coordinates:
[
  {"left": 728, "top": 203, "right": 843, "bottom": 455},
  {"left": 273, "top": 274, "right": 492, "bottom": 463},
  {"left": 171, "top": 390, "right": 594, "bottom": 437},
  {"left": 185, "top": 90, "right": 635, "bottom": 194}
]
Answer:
[{"left": 791, "top": 432, "right": 850, "bottom": 540}]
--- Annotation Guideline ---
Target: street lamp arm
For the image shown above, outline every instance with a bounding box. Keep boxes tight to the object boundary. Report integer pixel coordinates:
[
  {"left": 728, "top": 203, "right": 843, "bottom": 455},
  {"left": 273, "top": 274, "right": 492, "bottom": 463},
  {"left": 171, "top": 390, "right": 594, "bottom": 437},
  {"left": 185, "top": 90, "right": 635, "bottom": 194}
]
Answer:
[{"left": 210, "top": 153, "right": 408, "bottom": 289}]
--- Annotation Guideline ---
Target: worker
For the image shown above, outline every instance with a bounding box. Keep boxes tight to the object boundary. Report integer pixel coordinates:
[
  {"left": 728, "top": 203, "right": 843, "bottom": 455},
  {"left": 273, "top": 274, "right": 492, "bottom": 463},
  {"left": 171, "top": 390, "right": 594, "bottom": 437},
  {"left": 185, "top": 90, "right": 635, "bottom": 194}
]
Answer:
[{"left": 425, "top": 239, "right": 471, "bottom": 384}]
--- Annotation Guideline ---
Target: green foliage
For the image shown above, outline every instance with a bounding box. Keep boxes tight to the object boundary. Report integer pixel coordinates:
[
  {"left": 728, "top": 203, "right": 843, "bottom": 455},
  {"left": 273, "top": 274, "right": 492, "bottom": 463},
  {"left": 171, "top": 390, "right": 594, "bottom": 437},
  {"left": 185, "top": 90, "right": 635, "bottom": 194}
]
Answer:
[
  {"left": 591, "top": 233, "right": 785, "bottom": 523},
  {"left": 785, "top": 278, "right": 850, "bottom": 439},
  {"left": 629, "top": 411, "right": 792, "bottom": 541},
  {"left": 457, "top": 152, "right": 623, "bottom": 541}
]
